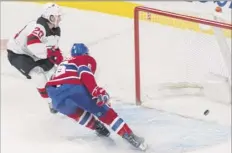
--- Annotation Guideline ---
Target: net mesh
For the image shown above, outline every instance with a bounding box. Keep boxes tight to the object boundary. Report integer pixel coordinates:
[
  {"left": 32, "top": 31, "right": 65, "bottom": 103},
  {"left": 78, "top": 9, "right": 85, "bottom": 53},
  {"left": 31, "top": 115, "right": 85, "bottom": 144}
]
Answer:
[{"left": 137, "top": 10, "right": 231, "bottom": 100}]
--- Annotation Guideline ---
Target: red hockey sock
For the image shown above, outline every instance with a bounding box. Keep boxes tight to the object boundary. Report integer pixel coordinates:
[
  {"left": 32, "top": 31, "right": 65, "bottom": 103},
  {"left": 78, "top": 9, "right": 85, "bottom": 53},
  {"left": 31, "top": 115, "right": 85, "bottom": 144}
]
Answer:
[
  {"left": 68, "top": 108, "right": 97, "bottom": 130},
  {"left": 37, "top": 88, "right": 48, "bottom": 98},
  {"left": 99, "top": 108, "right": 132, "bottom": 136},
  {"left": 117, "top": 123, "right": 132, "bottom": 136}
]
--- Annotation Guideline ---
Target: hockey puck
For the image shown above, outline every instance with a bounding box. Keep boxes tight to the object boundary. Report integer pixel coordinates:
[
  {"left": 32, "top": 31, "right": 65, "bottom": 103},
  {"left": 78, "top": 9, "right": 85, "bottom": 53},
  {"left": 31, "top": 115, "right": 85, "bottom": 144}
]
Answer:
[{"left": 204, "top": 110, "right": 209, "bottom": 116}]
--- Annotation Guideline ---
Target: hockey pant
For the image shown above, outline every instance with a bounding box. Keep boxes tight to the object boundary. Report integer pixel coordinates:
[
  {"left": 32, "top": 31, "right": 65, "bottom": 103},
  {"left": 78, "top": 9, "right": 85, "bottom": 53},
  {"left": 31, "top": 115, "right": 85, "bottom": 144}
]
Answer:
[
  {"left": 46, "top": 84, "right": 132, "bottom": 136},
  {"left": 7, "top": 49, "right": 56, "bottom": 99}
]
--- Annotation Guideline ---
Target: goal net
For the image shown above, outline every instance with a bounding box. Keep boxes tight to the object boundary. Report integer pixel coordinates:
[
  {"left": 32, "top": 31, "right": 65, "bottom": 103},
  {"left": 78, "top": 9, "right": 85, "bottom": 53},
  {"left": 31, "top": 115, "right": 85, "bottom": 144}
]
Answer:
[{"left": 134, "top": 6, "right": 231, "bottom": 105}]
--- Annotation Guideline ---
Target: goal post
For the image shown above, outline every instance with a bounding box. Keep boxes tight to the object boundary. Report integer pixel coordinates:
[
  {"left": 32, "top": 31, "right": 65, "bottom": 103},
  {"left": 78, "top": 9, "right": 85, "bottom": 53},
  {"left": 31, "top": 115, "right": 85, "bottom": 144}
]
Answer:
[{"left": 134, "top": 6, "right": 232, "bottom": 105}]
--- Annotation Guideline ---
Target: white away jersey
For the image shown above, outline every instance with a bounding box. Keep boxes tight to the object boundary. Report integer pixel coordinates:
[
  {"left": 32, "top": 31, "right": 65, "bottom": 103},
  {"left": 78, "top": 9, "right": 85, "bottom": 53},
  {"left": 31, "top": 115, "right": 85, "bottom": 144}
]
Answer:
[{"left": 7, "top": 17, "right": 61, "bottom": 61}]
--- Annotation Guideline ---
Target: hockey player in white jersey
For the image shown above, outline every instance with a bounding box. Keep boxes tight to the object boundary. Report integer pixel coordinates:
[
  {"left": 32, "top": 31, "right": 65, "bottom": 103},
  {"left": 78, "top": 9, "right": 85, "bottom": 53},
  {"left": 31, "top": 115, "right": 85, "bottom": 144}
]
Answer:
[{"left": 7, "top": 3, "right": 63, "bottom": 113}]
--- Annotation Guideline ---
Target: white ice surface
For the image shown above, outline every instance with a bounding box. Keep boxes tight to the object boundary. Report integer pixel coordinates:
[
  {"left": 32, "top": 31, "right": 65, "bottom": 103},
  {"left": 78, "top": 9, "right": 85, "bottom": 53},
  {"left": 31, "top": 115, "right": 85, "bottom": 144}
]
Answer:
[{"left": 1, "top": 2, "right": 231, "bottom": 153}]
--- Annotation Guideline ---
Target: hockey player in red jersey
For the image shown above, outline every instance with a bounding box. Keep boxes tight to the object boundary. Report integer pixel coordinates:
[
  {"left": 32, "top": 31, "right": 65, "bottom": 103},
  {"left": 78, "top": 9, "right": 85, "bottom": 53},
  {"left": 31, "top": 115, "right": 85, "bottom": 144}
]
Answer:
[
  {"left": 6, "top": 3, "right": 63, "bottom": 114},
  {"left": 45, "top": 43, "right": 148, "bottom": 151}
]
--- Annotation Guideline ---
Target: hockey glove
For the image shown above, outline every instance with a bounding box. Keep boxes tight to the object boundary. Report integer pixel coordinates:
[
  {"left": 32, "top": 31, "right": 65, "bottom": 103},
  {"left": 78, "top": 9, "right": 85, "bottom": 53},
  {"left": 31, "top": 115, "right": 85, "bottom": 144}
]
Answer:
[
  {"left": 47, "top": 47, "right": 63, "bottom": 65},
  {"left": 92, "top": 87, "right": 110, "bottom": 107}
]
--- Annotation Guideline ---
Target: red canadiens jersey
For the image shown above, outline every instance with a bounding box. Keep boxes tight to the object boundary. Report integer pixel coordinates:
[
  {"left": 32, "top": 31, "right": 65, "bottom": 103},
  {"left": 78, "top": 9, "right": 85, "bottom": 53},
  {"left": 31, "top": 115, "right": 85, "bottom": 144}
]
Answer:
[{"left": 46, "top": 55, "right": 98, "bottom": 95}]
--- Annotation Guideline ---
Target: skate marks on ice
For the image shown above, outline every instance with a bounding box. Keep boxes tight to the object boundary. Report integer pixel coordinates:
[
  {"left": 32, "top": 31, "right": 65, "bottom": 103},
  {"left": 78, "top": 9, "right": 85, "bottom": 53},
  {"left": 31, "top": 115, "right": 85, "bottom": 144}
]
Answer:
[
  {"left": 111, "top": 103, "right": 231, "bottom": 153},
  {"left": 65, "top": 134, "right": 116, "bottom": 148},
  {"left": 53, "top": 102, "right": 230, "bottom": 153},
  {"left": 64, "top": 132, "right": 148, "bottom": 153}
]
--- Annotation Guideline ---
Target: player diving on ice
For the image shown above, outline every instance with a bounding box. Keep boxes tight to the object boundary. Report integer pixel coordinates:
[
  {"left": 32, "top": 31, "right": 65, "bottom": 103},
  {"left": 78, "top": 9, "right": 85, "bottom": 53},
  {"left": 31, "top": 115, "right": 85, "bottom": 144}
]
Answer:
[
  {"left": 6, "top": 3, "right": 63, "bottom": 114},
  {"left": 45, "top": 43, "right": 148, "bottom": 151}
]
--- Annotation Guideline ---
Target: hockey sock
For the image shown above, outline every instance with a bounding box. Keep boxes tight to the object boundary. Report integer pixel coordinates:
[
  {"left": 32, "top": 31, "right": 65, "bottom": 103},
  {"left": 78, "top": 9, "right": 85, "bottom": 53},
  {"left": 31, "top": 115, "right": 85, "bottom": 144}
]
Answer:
[
  {"left": 99, "top": 108, "right": 132, "bottom": 136},
  {"left": 68, "top": 108, "right": 97, "bottom": 130},
  {"left": 37, "top": 87, "right": 48, "bottom": 98}
]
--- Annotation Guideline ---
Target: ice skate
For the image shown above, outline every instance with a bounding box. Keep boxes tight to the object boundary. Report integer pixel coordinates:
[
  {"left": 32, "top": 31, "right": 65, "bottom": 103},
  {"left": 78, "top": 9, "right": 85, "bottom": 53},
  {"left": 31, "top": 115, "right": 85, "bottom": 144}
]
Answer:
[
  {"left": 122, "top": 133, "right": 148, "bottom": 151},
  {"left": 94, "top": 120, "right": 110, "bottom": 137},
  {"left": 48, "top": 101, "right": 58, "bottom": 114}
]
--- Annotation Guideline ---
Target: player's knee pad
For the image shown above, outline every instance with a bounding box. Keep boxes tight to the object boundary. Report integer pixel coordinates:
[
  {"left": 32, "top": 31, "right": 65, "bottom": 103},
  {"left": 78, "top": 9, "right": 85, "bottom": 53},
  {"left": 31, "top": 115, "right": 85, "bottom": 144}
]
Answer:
[
  {"left": 29, "top": 66, "right": 50, "bottom": 99},
  {"left": 29, "top": 66, "right": 47, "bottom": 88}
]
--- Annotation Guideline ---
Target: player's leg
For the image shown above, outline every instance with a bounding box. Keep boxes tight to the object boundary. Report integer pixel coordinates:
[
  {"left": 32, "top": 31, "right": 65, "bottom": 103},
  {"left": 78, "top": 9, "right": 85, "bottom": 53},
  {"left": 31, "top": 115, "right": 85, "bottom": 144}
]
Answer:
[
  {"left": 67, "top": 85, "right": 147, "bottom": 150},
  {"left": 46, "top": 85, "right": 110, "bottom": 136},
  {"left": 29, "top": 59, "right": 57, "bottom": 113},
  {"left": 92, "top": 104, "right": 147, "bottom": 150},
  {"left": 7, "top": 49, "right": 57, "bottom": 113},
  {"left": 29, "top": 66, "right": 58, "bottom": 113},
  {"left": 32, "top": 61, "right": 57, "bottom": 113},
  {"left": 7, "top": 49, "right": 36, "bottom": 79},
  {"left": 67, "top": 106, "right": 110, "bottom": 137},
  {"left": 66, "top": 86, "right": 132, "bottom": 136}
]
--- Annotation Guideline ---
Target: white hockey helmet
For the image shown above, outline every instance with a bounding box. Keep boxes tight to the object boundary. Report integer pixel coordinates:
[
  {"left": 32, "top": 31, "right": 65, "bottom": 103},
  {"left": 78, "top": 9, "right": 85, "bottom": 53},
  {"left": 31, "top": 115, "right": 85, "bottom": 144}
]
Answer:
[{"left": 41, "top": 3, "right": 62, "bottom": 28}]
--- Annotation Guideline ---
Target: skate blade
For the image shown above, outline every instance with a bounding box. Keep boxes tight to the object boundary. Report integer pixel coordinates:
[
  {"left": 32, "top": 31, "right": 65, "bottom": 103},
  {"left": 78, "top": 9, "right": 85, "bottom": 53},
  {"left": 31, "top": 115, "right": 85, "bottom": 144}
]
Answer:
[{"left": 138, "top": 142, "right": 148, "bottom": 151}]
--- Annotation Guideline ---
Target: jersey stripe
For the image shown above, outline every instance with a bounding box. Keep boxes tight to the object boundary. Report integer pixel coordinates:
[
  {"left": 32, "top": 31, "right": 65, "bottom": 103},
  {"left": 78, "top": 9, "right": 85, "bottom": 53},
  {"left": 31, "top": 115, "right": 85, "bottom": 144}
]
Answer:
[
  {"left": 65, "top": 64, "right": 78, "bottom": 71},
  {"left": 78, "top": 65, "right": 92, "bottom": 77},
  {"left": 48, "top": 76, "right": 80, "bottom": 83},
  {"left": 65, "top": 64, "right": 78, "bottom": 72},
  {"left": 27, "top": 34, "right": 41, "bottom": 45},
  {"left": 46, "top": 57, "right": 96, "bottom": 90}
]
